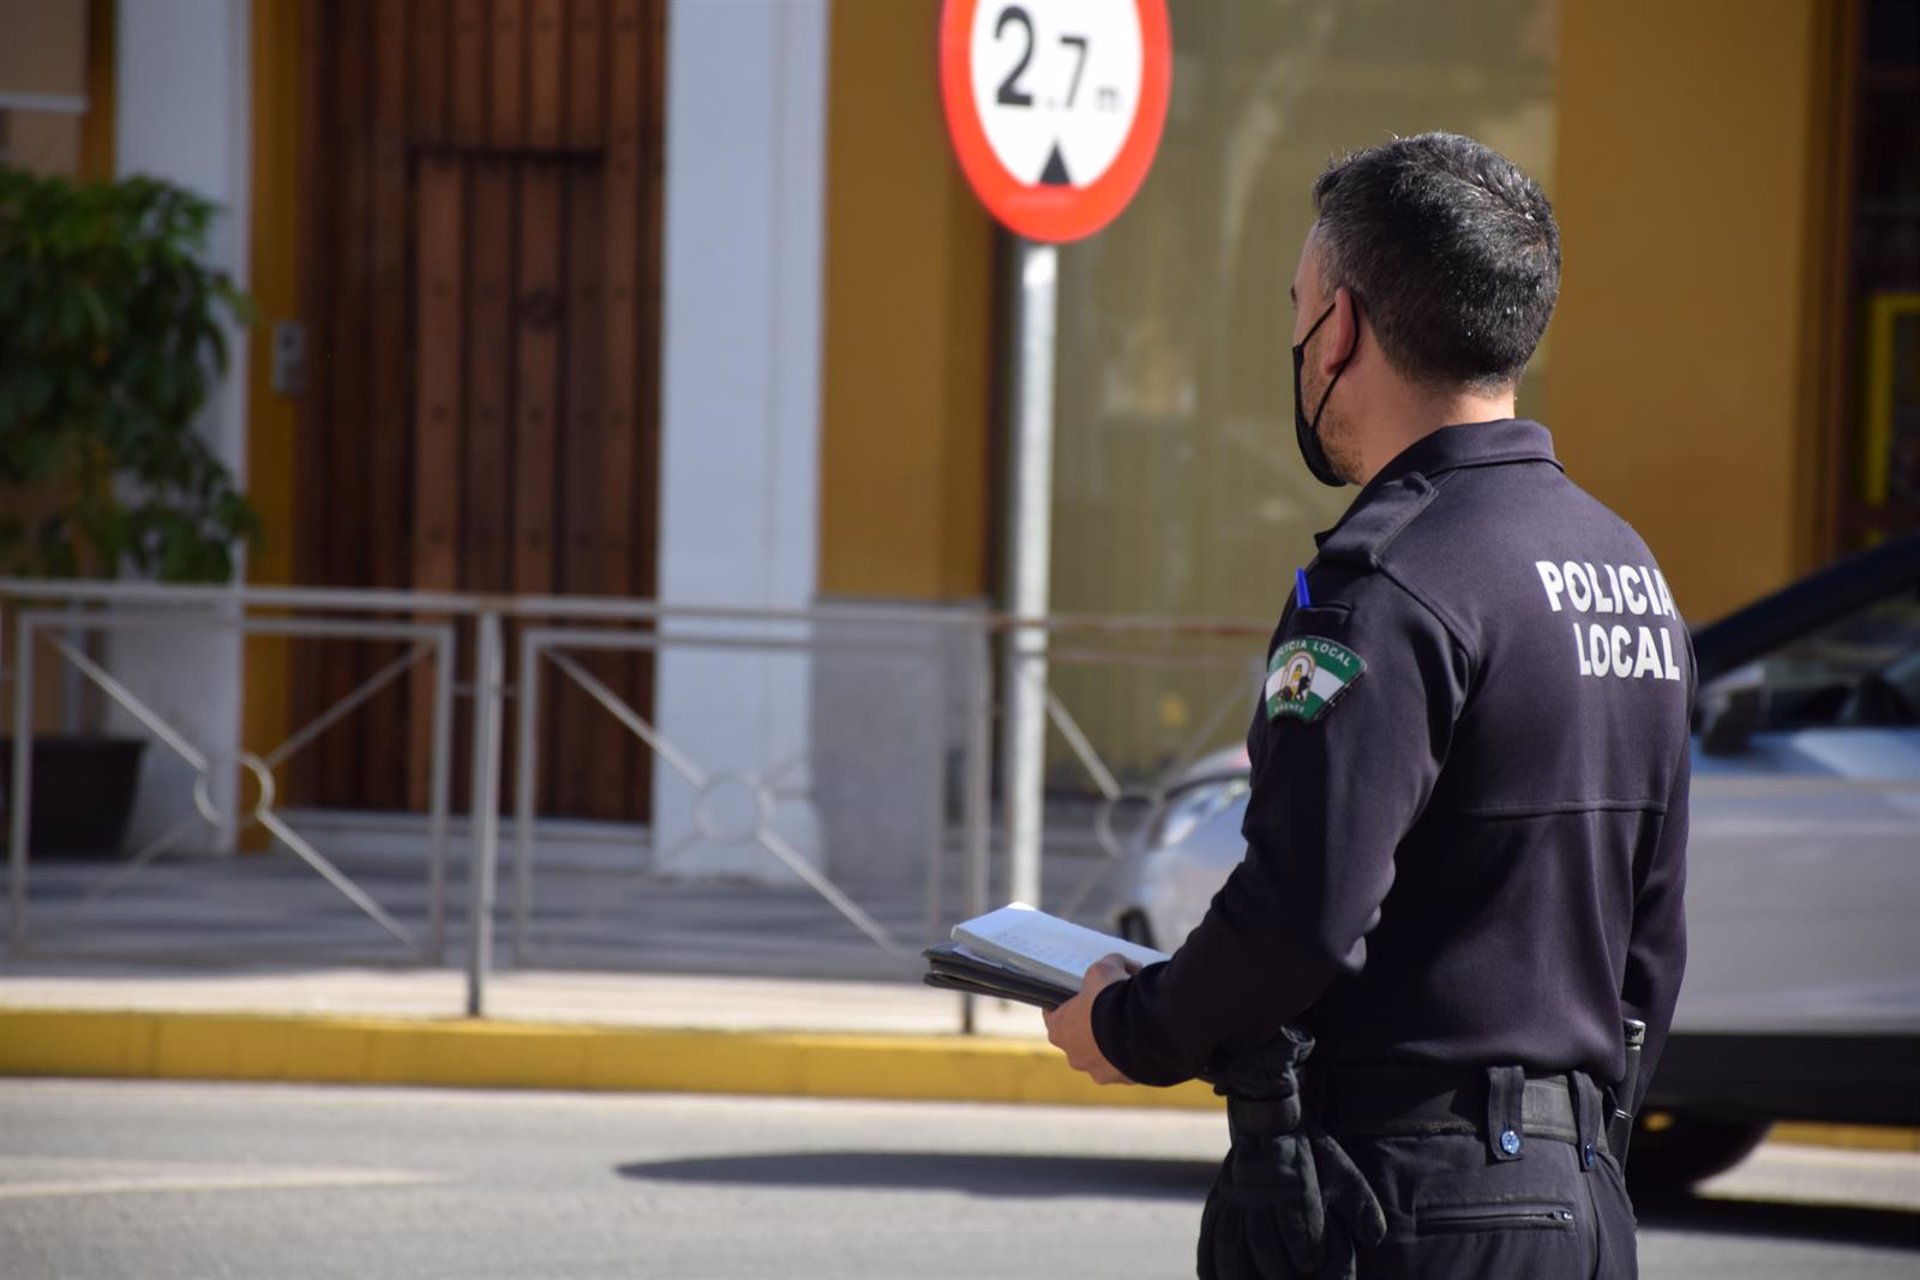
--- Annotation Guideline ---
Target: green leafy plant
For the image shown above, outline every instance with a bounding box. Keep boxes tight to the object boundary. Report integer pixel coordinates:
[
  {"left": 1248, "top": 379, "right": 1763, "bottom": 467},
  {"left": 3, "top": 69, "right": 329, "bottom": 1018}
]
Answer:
[{"left": 0, "top": 168, "right": 260, "bottom": 581}]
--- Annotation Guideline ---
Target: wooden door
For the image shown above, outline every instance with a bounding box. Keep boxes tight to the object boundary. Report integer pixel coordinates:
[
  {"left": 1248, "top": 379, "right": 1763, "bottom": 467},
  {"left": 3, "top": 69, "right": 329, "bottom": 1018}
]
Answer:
[{"left": 293, "top": 0, "right": 663, "bottom": 821}]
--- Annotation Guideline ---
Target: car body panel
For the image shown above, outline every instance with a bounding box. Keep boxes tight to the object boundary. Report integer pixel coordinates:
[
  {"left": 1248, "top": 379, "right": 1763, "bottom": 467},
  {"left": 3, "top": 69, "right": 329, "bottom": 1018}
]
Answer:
[{"left": 1684, "top": 730, "right": 1920, "bottom": 1035}]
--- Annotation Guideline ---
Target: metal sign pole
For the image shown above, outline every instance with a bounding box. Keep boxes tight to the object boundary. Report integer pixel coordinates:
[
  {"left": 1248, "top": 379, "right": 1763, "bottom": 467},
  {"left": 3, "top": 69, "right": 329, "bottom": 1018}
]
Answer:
[
  {"left": 1003, "top": 240, "right": 1058, "bottom": 910},
  {"left": 942, "top": 0, "right": 1169, "bottom": 915}
]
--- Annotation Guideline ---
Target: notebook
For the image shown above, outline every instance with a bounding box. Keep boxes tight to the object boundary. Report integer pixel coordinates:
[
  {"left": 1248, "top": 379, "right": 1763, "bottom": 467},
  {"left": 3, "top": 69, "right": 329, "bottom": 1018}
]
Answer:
[{"left": 920, "top": 903, "right": 1171, "bottom": 1008}]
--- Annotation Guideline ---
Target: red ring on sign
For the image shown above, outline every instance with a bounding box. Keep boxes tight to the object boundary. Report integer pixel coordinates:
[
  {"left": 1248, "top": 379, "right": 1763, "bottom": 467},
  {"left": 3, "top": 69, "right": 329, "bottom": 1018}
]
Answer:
[{"left": 939, "top": 0, "right": 1171, "bottom": 244}]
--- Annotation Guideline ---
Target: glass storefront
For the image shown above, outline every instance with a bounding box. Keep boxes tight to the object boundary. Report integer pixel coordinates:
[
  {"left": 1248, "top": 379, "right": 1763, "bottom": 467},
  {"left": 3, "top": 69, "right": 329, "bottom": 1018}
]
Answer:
[{"left": 1047, "top": 0, "right": 1559, "bottom": 779}]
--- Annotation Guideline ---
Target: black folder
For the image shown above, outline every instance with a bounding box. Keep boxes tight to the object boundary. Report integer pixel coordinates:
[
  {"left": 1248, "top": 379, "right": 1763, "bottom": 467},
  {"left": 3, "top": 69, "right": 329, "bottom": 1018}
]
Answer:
[{"left": 921, "top": 941, "right": 1076, "bottom": 1010}]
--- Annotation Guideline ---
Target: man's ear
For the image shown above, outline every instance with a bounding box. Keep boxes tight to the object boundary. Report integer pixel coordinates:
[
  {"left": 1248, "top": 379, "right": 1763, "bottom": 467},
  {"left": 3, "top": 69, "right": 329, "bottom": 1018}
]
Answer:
[{"left": 1322, "top": 285, "right": 1363, "bottom": 371}]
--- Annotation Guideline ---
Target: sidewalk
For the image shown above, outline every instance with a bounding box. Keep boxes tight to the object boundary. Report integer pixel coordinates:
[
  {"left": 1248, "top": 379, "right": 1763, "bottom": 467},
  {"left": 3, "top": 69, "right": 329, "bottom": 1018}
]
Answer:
[
  {"left": 0, "top": 834, "right": 1155, "bottom": 1104},
  {"left": 0, "top": 966, "right": 1031, "bottom": 1035},
  {"left": 4, "top": 852, "right": 1915, "bottom": 1151},
  {"left": 0, "top": 821, "right": 1206, "bottom": 1108}
]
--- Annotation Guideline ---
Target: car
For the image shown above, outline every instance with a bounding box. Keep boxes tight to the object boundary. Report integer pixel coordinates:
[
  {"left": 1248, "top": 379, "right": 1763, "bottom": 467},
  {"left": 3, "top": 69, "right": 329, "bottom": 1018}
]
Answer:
[{"left": 1111, "top": 531, "right": 1920, "bottom": 1193}]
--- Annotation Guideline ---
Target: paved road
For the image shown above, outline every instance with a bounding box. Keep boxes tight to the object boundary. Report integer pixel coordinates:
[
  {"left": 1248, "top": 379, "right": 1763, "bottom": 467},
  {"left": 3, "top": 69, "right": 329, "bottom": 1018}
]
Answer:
[{"left": 1, "top": 1082, "right": 1915, "bottom": 1279}]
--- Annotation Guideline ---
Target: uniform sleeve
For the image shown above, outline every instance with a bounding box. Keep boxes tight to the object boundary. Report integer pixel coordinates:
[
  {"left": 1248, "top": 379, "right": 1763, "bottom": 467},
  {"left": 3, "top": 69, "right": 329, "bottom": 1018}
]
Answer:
[
  {"left": 1620, "top": 710, "right": 1690, "bottom": 1115},
  {"left": 1091, "top": 574, "right": 1472, "bottom": 1087}
]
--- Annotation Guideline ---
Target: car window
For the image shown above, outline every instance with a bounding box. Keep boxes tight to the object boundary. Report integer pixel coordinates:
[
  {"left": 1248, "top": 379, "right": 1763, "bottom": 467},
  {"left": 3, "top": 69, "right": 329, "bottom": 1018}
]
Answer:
[
  {"left": 1747, "top": 579, "right": 1920, "bottom": 729},
  {"left": 1145, "top": 776, "right": 1251, "bottom": 850}
]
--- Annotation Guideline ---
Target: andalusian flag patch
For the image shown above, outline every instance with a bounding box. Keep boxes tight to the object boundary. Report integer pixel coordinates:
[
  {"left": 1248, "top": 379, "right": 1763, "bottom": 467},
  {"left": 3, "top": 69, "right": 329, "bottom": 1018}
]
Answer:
[{"left": 1265, "top": 636, "right": 1366, "bottom": 722}]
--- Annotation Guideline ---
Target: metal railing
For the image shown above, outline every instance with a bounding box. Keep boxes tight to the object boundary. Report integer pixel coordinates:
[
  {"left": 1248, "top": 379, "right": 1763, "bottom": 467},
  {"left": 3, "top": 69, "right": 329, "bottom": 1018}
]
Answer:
[
  {"left": 0, "top": 579, "right": 1265, "bottom": 1027},
  {"left": 1003, "top": 620, "right": 1266, "bottom": 919},
  {"left": 509, "top": 620, "right": 988, "bottom": 973}
]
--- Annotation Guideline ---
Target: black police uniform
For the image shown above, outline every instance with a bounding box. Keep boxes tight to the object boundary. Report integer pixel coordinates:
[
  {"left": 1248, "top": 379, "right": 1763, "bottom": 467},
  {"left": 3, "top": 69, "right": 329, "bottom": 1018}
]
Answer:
[{"left": 1092, "top": 419, "right": 1691, "bottom": 1279}]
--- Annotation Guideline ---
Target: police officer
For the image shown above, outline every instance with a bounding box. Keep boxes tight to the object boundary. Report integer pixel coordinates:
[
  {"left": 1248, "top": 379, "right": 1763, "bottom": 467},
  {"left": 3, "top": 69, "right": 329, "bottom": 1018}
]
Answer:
[{"left": 1043, "top": 133, "right": 1690, "bottom": 1279}]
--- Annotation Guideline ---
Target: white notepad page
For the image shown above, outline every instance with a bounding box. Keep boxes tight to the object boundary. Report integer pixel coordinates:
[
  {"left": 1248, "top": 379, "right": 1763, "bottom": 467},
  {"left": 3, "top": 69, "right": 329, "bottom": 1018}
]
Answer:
[{"left": 951, "top": 904, "right": 1171, "bottom": 991}]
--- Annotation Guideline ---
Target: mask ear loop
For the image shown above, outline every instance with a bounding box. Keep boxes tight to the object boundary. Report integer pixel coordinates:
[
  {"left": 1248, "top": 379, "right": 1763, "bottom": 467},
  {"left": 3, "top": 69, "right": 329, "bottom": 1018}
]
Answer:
[
  {"left": 1306, "top": 364, "right": 1345, "bottom": 437},
  {"left": 1297, "top": 301, "right": 1336, "bottom": 352},
  {"left": 1305, "top": 292, "right": 1362, "bottom": 436}
]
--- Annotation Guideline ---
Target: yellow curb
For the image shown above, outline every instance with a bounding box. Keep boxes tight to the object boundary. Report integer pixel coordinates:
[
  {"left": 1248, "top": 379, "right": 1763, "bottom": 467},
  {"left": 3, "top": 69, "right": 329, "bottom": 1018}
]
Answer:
[
  {"left": 0, "top": 1009, "right": 1222, "bottom": 1110},
  {"left": 1770, "top": 1122, "right": 1920, "bottom": 1153},
  {"left": 4, "top": 1010, "right": 1914, "bottom": 1155}
]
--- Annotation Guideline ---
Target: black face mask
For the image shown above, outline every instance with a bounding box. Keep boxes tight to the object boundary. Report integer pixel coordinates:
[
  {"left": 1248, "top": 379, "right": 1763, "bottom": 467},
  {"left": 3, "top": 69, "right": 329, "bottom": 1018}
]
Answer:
[{"left": 1292, "top": 302, "right": 1349, "bottom": 487}]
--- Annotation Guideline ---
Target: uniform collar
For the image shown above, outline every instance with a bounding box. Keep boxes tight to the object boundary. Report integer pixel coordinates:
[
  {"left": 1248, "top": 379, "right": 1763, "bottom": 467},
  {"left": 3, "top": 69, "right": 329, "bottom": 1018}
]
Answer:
[
  {"left": 1368, "top": 418, "right": 1559, "bottom": 488},
  {"left": 1314, "top": 419, "right": 1560, "bottom": 549}
]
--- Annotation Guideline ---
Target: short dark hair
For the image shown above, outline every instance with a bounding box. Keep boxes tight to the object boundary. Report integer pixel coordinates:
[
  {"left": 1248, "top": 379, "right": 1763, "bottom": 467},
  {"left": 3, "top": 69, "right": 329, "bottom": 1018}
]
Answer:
[{"left": 1311, "top": 132, "right": 1559, "bottom": 391}]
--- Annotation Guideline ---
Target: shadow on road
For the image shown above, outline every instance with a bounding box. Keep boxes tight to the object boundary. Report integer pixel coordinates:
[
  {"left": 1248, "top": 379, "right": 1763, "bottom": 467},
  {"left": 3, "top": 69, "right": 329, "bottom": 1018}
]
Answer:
[
  {"left": 616, "top": 1150, "right": 1218, "bottom": 1200},
  {"left": 1641, "top": 1195, "right": 1920, "bottom": 1251},
  {"left": 618, "top": 1155, "right": 1920, "bottom": 1249}
]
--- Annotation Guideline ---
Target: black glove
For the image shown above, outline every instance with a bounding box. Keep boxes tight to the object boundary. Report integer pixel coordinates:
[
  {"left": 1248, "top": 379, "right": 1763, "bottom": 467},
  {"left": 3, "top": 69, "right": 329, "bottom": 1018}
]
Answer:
[{"left": 1198, "top": 1029, "right": 1387, "bottom": 1280}]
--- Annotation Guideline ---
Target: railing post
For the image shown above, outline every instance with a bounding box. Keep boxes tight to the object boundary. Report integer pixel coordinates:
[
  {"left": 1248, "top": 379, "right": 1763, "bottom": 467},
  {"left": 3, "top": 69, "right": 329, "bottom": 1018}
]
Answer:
[
  {"left": 923, "top": 627, "right": 949, "bottom": 951},
  {"left": 8, "top": 612, "right": 34, "bottom": 957},
  {"left": 60, "top": 599, "right": 83, "bottom": 737},
  {"left": 465, "top": 611, "right": 505, "bottom": 1018},
  {"left": 512, "top": 628, "right": 541, "bottom": 965},
  {"left": 961, "top": 620, "right": 995, "bottom": 1034},
  {"left": 426, "top": 625, "right": 457, "bottom": 962}
]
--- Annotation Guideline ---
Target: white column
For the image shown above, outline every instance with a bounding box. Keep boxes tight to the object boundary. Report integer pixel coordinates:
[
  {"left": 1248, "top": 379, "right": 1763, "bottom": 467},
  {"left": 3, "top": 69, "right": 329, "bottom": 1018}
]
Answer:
[
  {"left": 651, "top": 0, "right": 828, "bottom": 880},
  {"left": 105, "top": 0, "right": 251, "bottom": 854}
]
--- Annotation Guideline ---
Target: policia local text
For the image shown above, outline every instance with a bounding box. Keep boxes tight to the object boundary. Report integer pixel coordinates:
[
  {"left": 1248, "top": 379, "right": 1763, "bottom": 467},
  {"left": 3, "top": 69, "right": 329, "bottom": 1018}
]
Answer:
[{"left": 1535, "top": 560, "right": 1684, "bottom": 683}]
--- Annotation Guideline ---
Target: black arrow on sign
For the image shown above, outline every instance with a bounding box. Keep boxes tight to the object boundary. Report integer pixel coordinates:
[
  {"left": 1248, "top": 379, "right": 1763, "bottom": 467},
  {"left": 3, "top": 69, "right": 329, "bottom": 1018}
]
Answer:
[{"left": 1038, "top": 144, "right": 1072, "bottom": 187}]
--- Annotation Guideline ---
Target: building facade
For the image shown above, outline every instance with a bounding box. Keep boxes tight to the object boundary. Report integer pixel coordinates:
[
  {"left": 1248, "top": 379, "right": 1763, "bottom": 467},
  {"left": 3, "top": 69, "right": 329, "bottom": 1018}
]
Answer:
[{"left": 2, "top": 0, "right": 1913, "bottom": 849}]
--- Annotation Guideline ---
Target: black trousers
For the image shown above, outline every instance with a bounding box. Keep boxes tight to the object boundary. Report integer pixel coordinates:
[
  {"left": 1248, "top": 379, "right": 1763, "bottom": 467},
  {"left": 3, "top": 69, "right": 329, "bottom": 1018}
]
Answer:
[{"left": 1339, "top": 1130, "right": 1637, "bottom": 1279}]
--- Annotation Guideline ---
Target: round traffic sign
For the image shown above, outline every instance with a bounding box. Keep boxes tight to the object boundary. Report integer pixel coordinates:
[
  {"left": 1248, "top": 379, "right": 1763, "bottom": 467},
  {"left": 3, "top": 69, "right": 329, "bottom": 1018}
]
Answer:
[{"left": 939, "top": 0, "right": 1171, "bottom": 244}]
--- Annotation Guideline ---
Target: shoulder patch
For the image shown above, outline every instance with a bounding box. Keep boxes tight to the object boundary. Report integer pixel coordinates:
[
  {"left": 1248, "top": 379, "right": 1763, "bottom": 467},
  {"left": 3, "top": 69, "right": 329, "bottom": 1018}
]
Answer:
[
  {"left": 1317, "top": 474, "right": 1439, "bottom": 568},
  {"left": 1265, "top": 636, "right": 1366, "bottom": 722}
]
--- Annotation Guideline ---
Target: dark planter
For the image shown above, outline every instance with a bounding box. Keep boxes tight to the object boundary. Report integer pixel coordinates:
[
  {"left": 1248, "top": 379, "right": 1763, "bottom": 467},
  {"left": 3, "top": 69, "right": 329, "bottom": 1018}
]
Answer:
[{"left": 0, "top": 736, "right": 148, "bottom": 857}]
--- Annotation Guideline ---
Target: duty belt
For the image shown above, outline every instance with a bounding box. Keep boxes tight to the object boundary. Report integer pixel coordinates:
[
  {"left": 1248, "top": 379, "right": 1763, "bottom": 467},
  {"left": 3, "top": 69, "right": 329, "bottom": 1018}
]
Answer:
[{"left": 1320, "top": 1064, "right": 1612, "bottom": 1161}]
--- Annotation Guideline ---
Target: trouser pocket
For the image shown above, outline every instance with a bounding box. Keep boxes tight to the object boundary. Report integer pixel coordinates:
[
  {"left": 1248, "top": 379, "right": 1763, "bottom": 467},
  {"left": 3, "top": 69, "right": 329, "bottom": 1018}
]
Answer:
[{"left": 1416, "top": 1200, "right": 1577, "bottom": 1234}]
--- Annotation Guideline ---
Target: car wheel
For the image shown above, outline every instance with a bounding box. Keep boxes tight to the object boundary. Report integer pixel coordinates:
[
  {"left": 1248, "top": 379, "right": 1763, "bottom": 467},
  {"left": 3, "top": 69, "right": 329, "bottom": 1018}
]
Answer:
[
  {"left": 1116, "top": 911, "right": 1156, "bottom": 950},
  {"left": 1626, "top": 1112, "right": 1772, "bottom": 1199}
]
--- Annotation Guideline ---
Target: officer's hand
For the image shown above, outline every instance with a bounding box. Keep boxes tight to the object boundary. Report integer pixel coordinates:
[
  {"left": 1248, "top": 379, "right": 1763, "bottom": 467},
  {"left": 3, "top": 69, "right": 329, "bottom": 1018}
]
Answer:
[{"left": 1042, "top": 955, "right": 1136, "bottom": 1085}]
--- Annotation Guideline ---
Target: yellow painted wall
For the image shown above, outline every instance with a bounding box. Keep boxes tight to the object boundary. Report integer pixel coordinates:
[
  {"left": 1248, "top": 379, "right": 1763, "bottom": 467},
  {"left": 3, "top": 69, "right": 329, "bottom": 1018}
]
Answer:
[
  {"left": 1549, "top": 0, "right": 1840, "bottom": 623},
  {"left": 240, "top": 0, "right": 303, "bottom": 811},
  {"left": 818, "top": 0, "right": 995, "bottom": 602}
]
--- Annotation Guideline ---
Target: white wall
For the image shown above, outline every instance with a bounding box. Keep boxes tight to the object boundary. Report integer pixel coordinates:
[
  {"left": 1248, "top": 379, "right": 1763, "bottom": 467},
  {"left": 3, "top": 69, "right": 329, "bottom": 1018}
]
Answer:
[
  {"left": 105, "top": 0, "right": 251, "bottom": 854},
  {"left": 651, "top": 0, "right": 829, "bottom": 879}
]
